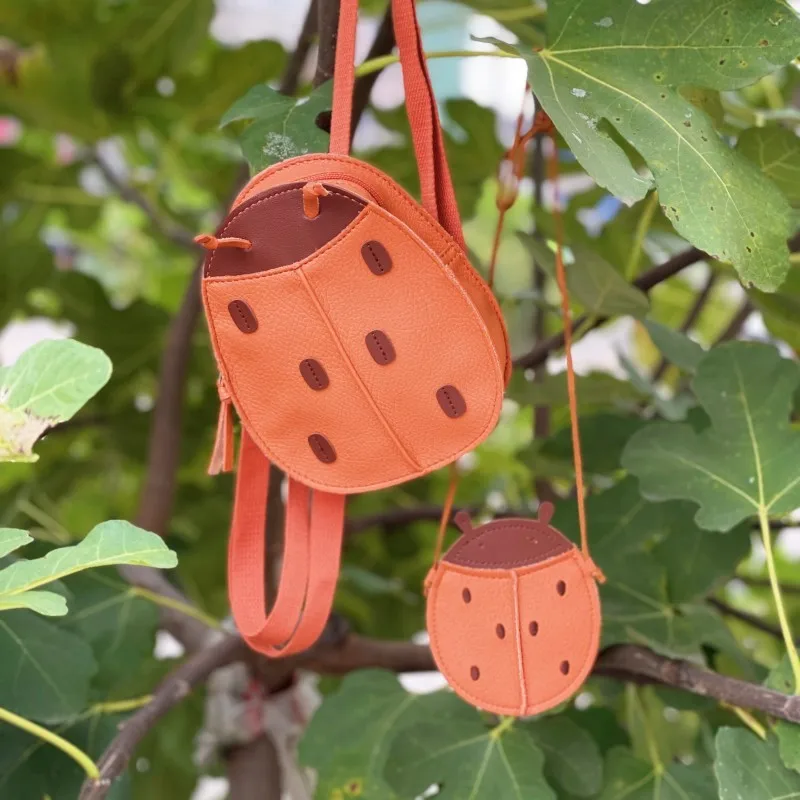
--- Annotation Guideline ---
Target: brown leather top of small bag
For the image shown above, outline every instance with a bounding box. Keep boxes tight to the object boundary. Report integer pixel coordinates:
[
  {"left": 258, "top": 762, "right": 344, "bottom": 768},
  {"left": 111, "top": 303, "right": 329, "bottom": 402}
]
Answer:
[
  {"left": 204, "top": 182, "right": 366, "bottom": 277},
  {"left": 444, "top": 519, "right": 573, "bottom": 570}
]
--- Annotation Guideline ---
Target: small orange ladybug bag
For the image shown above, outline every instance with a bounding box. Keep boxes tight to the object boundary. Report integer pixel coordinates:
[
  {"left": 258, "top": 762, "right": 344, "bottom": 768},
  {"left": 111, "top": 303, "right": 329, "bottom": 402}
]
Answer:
[{"left": 199, "top": 0, "right": 602, "bottom": 715}]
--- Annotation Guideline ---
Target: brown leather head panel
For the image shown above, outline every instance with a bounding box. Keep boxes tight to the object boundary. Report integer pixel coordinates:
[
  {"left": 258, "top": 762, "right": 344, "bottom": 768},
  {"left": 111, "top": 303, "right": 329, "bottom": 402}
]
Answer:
[
  {"left": 204, "top": 182, "right": 366, "bottom": 277},
  {"left": 444, "top": 519, "right": 573, "bottom": 570}
]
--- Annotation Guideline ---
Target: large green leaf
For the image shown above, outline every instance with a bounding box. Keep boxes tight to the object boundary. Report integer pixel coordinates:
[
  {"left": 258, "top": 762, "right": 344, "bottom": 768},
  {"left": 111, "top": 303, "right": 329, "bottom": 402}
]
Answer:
[
  {"left": 522, "top": 236, "right": 649, "bottom": 318},
  {"left": 0, "top": 610, "right": 96, "bottom": 722},
  {"left": 643, "top": 320, "right": 705, "bottom": 373},
  {"left": 0, "top": 528, "right": 33, "bottom": 559},
  {"left": 485, "top": 0, "right": 800, "bottom": 290},
  {"left": 0, "top": 521, "right": 177, "bottom": 616},
  {"left": 540, "top": 413, "right": 646, "bottom": 476},
  {"left": 63, "top": 570, "right": 161, "bottom": 699},
  {"left": 622, "top": 342, "right": 800, "bottom": 531},
  {"left": 221, "top": 82, "right": 332, "bottom": 173},
  {"left": 600, "top": 747, "right": 716, "bottom": 799},
  {"left": 0, "top": 712, "right": 130, "bottom": 800},
  {"left": 715, "top": 728, "right": 800, "bottom": 799},
  {"left": 0, "top": 338, "right": 111, "bottom": 462},
  {"left": 738, "top": 125, "right": 800, "bottom": 207},
  {"left": 525, "top": 716, "right": 603, "bottom": 797},
  {"left": 384, "top": 712, "right": 556, "bottom": 800},
  {"left": 299, "top": 670, "right": 451, "bottom": 798}
]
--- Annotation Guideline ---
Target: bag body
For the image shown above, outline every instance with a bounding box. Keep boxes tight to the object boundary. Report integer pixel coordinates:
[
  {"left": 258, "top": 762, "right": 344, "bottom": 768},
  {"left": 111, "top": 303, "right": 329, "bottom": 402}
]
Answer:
[
  {"left": 426, "top": 507, "right": 601, "bottom": 716},
  {"left": 202, "top": 155, "right": 509, "bottom": 494}
]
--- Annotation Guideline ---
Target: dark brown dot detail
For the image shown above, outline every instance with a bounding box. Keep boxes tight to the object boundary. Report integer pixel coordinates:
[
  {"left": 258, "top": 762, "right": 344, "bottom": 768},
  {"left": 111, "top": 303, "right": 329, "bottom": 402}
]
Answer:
[
  {"left": 529, "top": 621, "right": 539, "bottom": 637},
  {"left": 308, "top": 433, "right": 336, "bottom": 464},
  {"left": 462, "top": 588, "right": 471, "bottom": 604},
  {"left": 436, "top": 385, "right": 466, "bottom": 419},
  {"left": 361, "top": 241, "right": 392, "bottom": 275},
  {"left": 299, "top": 358, "right": 329, "bottom": 390},
  {"left": 228, "top": 300, "right": 258, "bottom": 333},
  {"left": 470, "top": 666, "right": 480, "bottom": 681},
  {"left": 365, "top": 330, "right": 396, "bottom": 365},
  {"left": 560, "top": 660, "right": 570, "bottom": 675},
  {"left": 557, "top": 580, "right": 566, "bottom": 596},
  {"left": 496, "top": 624, "right": 506, "bottom": 639}
]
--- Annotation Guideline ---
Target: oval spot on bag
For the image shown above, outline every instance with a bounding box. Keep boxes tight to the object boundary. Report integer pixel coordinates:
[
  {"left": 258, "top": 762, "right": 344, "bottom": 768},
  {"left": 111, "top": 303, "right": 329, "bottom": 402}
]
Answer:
[
  {"left": 228, "top": 300, "right": 258, "bottom": 333},
  {"left": 361, "top": 241, "right": 392, "bottom": 275},
  {"left": 308, "top": 433, "right": 336, "bottom": 464},
  {"left": 366, "top": 330, "right": 395, "bottom": 365},
  {"left": 436, "top": 385, "right": 466, "bottom": 418},
  {"left": 299, "top": 359, "right": 329, "bottom": 391}
]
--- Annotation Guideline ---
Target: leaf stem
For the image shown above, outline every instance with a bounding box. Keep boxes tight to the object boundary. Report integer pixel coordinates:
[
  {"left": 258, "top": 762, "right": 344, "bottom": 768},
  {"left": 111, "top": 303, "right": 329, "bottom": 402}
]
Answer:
[
  {"left": 722, "top": 703, "right": 767, "bottom": 740},
  {"left": 90, "top": 695, "right": 154, "bottom": 715},
  {"left": 355, "top": 49, "right": 517, "bottom": 79},
  {"left": 758, "top": 506, "right": 800, "bottom": 691},
  {"left": 490, "top": 715, "right": 516, "bottom": 740},
  {"left": 0, "top": 705, "right": 99, "bottom": 780},
  {"left": 129, "top": 587, "right": 221, "bottom": 630}
]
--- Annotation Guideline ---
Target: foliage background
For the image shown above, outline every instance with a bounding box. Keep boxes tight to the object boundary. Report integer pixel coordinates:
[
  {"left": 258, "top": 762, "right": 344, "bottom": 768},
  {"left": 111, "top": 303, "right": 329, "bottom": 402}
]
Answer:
[{"left": 1, "top": 0, "right": 800, "bottom": 798}]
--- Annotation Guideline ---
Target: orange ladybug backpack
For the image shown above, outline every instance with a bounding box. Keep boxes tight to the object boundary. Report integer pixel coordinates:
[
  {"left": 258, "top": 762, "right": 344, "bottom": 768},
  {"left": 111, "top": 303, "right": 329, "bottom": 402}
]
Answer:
[
  {"left": 198, "top": 0, "right": 603, "bottom": 715},
  {"left": 198, "top": 0, "right": 509, "bottom": 659}
]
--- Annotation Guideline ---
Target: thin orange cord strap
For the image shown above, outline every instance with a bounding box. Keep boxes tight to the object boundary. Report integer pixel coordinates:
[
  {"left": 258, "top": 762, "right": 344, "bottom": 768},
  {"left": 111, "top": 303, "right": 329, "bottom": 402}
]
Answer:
[{"left": 543, "top": 118, "right": 604, "bottom": 582}]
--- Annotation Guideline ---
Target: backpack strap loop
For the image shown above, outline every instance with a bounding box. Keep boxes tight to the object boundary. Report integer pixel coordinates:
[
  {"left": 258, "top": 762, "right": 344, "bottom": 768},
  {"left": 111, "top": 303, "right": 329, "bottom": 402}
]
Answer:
[
  {"left": 329, "top": 0, "right": 464, "bottom": 246},
  {"left": 228, "top": 430, "right": 346, "bottom": 657}
]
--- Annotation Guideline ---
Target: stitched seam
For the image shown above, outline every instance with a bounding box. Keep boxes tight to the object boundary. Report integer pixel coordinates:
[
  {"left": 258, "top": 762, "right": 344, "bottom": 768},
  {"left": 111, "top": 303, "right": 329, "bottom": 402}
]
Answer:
[
  {"left": 442, "top": 549, "right": 576, "bottom": 578},
  {"left": 365, "top": 243, "right": 386, "bottom": 273},
  {"left": 452, "top": 544, "right": 571, "bottom": 569},
  {"left": 297, "top": 269, "right": 421, "bottom": 473},
  {"left": 206, "top": 210, "right": 371, "bottom": 284},
  {"left": 511, "top": 571, "right": 528, "bottom": 715},
  {"left": 207, "top": 185, "right": 364, "bottom": 278}
]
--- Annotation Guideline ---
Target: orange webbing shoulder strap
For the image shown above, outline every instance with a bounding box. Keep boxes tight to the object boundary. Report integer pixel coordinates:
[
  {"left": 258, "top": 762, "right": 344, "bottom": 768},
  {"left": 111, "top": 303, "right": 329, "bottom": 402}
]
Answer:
[
  {"left": 330, "top": 0, "right": 465, "bottom": 247},
  {"left": 228, "top": 432, "right": 346, "bottom": 657}
]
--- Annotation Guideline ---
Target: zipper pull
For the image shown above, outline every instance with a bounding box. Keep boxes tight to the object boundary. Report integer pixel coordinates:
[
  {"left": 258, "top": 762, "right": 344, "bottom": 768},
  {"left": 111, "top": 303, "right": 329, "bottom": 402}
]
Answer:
[{"left": 208, "top": 375, "right": 234, "bottom": 475}]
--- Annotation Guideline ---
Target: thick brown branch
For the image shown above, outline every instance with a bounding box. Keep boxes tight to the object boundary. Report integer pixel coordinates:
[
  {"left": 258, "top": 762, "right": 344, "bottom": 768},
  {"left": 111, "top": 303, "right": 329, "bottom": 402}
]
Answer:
[
  {"left": 715, "top": 298, "right": 754, "bottom": 344},
  {"left": 92, "top": 152, "right": 197, "bottom": 251},
  {"left": 594, "top": 644, "right": 800, "bottom": 722},
  {"left": 279, "top": 0, "right": 319, "bottom": 95},
  {"left": 351, "top": 6, "right": 395, "bottom": 129},
  {"left": 80, "top": 635, "right": 250, "bottom": 800},
  {"left": 314, "top": 0, "right": 340, "bottom": 87}
]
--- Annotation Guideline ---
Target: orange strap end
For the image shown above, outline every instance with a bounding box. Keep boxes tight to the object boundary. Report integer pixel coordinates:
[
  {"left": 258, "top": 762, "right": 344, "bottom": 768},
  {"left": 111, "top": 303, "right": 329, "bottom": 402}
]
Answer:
[
  {"left": 302, "top": 182, "right": 330, "bottom": 219},
  {"left": 195, "top": 234, "right": 252, "bottom": 251}
]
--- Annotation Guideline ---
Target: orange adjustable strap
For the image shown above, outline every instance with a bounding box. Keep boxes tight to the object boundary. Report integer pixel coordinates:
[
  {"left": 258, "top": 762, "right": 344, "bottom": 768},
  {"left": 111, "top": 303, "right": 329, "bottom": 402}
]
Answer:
[
  {"left": 228, "top": 430, "right": 346, "bottom": 657},
  {"left": 330, "top": 0, "right": 465, "bottom": 246}
]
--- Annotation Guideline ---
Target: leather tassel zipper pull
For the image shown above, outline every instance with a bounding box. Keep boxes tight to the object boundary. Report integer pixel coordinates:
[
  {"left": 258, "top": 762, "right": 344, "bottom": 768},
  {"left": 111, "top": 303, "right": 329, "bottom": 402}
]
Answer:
[{"left": 208, "top": 376, "right": 235, "bottom": 475}]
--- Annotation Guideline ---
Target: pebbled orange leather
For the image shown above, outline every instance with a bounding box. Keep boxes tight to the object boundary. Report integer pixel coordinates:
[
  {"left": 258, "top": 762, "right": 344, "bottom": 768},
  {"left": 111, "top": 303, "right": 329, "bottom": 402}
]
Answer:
[{"left": 204, "top": 177, "right": 506, "bottom": 492}]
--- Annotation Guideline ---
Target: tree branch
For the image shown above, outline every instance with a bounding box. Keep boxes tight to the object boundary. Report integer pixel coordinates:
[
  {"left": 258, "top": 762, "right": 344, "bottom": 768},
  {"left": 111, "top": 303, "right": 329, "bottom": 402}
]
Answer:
[
  {"left": 92, "top": 151, "right": 198, "bottom": 251},
  {"left": 652, "top": 268, "right": 717, "bottom": 382},
  {"left": 351, "top": 6, "right": 395, "bottom": 129},
  {"left": 278, "top": 0, "right": 319, "bottom": 95},
  {"left": 709, "top": 596, "right": 795, "bottom": 643},
  {"left": 314, "top": 0, "right": 340, "bottom": 87},
  {"left": 80, "top": 635, "right": 250, "bottom": 800},
  {"left": 513, "top": 246, "right": 706, "bottom": 370},
  {"left": 714, "top": 298, "right": 754, "bottom": 344}
]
